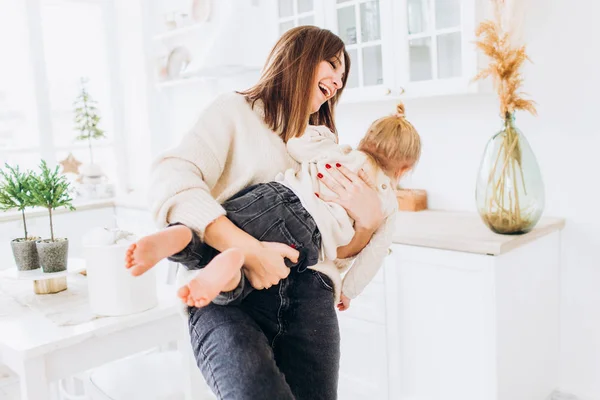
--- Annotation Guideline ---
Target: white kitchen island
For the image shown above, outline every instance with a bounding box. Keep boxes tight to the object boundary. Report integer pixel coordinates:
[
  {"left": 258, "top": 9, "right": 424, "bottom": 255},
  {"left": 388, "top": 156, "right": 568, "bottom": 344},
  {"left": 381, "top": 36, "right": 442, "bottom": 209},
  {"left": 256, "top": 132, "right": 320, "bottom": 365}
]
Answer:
[{"left": 337, "top": 210, "right": 565, "bottom": 400}]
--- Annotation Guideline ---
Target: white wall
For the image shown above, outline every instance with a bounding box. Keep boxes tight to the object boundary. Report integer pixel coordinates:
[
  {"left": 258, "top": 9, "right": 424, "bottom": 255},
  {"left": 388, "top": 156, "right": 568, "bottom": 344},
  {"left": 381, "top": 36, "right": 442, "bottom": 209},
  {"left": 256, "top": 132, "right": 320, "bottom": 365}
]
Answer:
[{"left": 140, "top": 0, "right": 600, "bottom": 397}]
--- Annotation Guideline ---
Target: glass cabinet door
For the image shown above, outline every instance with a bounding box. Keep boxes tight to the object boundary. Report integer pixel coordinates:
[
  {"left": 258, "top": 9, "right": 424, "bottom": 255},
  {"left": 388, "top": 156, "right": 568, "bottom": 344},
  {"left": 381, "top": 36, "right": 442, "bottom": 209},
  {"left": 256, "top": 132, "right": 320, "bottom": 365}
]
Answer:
[
  {"left": 335, "top": 0, "right": 384, "bottom": 90},
  {"left": 406, "top": 0, "right": 462, "bottom": 83},
  {"left": 278, "top": 0, "right": 318, "bottom": 36}
]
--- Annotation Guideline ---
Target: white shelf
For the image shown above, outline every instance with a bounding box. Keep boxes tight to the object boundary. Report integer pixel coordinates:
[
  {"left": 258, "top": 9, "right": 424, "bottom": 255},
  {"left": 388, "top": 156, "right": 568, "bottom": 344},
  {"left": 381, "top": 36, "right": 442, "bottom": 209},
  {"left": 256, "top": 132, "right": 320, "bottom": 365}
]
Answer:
[{"left": 152, "top": 22, "right": 210, "bottom": 41}]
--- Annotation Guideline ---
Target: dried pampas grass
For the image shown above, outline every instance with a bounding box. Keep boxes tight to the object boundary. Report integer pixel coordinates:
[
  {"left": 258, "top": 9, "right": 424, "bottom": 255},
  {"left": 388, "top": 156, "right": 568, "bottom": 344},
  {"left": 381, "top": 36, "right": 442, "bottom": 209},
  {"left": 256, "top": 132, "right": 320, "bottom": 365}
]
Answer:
[{"left": 473, "top": 0, "right": 536, "bottom": 118}]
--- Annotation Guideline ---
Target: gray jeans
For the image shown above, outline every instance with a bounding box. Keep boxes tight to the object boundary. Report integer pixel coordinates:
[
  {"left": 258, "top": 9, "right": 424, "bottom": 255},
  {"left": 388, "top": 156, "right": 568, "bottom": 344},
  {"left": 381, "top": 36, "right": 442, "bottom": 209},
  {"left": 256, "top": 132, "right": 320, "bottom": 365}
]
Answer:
[
  {"left": 171, "top": 183, "right": 340, "bottom": 399},
  {"left": 188, "top": 268, "right": 340, "bottom": 399}
]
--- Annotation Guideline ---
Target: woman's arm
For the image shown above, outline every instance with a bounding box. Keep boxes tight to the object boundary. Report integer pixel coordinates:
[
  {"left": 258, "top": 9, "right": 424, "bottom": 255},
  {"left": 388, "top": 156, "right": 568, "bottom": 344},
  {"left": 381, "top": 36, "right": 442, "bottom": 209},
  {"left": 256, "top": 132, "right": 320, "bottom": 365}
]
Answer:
[
  {"left": 203, "top": 216, "right": 299, "bottom": 289},
  {"left": 150, "top": 95, "right": 298, "bottom": 289}
]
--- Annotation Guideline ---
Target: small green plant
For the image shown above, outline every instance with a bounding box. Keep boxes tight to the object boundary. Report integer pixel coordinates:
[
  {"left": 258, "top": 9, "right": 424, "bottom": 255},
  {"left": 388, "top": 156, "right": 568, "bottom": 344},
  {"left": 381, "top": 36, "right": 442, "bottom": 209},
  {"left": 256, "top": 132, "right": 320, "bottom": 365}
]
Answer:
[
  {"left": 0, "top": 164, "right": 35, "bottom": 240},
  {"left": 73, "top": 77, "right": 106, "bottom": 164},
  {"left": 29, "top": 160, "right": 75, "bottom": 242}
]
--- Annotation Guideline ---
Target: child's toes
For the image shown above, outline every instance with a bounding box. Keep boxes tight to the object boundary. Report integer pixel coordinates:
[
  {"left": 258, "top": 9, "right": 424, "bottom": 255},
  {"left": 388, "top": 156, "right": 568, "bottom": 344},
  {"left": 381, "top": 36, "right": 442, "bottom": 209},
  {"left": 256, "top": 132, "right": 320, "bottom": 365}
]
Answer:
[
  {"left": 187, "top": 297, "right": 195, "bottom": 307},
  {"left": 125, "top": 243, "right": 136, "bottom": 257},
  {"left": 194, "top": 298, "right": 209, "bottom": 308},
  {"left": 177, "top": 285, "right": 190, "bottom": 299}
]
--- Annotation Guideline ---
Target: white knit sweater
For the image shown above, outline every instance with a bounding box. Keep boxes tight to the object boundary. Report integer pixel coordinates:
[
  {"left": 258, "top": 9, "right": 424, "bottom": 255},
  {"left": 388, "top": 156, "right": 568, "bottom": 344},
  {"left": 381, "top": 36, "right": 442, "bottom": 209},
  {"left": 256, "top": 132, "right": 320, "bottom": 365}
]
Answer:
[
  {"left": 149, "top": 92, "right": 347, "bottom": 300},
  {"left": 280, "top": 126, "right": 398, "bottom": 299}
]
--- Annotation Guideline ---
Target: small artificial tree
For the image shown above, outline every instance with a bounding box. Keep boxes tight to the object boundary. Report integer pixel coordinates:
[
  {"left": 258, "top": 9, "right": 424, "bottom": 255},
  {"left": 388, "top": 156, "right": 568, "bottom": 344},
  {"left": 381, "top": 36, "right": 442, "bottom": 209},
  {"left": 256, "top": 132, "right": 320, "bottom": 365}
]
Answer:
[
  {"left": 29, "top": 161, "right": 75, "bottom": 242},
  {"left": 73, "top": 77, "right": 106, "bottom": 165},
  {"left": 0, "top": 164, "right": 35, "bottom": 240}
]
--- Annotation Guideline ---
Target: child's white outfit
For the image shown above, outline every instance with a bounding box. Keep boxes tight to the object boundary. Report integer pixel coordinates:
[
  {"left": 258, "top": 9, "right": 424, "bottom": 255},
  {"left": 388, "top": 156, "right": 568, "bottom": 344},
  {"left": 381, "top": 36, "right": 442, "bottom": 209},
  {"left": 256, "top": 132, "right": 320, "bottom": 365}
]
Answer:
[{"left": 279, "top": 125, "right": 398, "bottom": 299}]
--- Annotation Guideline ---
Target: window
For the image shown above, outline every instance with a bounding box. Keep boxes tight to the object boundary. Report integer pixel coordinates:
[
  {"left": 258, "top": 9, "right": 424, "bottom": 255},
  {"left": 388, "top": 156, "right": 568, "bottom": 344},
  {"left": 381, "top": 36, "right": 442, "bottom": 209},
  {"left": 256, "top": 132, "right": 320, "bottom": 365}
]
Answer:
[
  {"left": 0, "top": 0, "right": 121, "bottom": 187},
  {"left": 0, "top": 0, "right": 41, "bottom": 169}
]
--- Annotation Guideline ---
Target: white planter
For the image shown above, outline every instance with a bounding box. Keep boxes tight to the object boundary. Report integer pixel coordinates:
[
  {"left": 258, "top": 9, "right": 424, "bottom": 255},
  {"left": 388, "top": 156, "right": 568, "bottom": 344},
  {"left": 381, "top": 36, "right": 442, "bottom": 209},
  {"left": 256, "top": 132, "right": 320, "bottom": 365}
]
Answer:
[{"left": 83, "top": 243, "right": 158, "bottom": 316}]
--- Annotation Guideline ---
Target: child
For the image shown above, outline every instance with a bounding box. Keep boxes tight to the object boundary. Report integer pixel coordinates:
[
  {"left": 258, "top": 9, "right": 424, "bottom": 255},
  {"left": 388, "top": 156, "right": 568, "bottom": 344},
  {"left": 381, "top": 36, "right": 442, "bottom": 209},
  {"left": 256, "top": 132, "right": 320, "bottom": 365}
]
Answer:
[{"left": 125, "top": 102, "right": 421, "bottom": 310}]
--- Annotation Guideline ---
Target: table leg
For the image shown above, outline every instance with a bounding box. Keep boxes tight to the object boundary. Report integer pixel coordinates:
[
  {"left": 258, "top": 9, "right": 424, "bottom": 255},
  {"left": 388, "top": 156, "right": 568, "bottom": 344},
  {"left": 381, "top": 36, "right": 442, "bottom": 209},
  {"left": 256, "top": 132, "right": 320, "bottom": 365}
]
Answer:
[{"left": 18, "top": 358, "right": 51, "bottom": 400}]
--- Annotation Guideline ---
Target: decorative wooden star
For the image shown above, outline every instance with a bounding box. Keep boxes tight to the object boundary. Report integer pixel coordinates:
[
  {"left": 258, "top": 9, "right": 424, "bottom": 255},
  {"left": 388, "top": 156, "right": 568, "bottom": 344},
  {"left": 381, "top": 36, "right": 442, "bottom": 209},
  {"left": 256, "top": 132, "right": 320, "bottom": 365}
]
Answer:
[{"left": 59, "top": 153, "right": 82, "bottom": 175}]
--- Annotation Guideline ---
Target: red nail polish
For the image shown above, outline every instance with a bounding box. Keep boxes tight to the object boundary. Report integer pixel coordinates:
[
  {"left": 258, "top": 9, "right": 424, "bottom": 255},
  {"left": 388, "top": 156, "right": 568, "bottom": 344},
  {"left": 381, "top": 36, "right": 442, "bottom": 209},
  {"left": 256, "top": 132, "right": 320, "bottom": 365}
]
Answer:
[
  {"left": 325, "top": 164, "right": 332, "bottom": 169},
  {"left": 317, "top": 173, "right": 324, "bottom": 179},
  {"left": 290, "top": 244, "right": 296, "bottom": 249},
  {"left": 336, "top": 163, "right": 341, "bottom": 168},
  {"left": 314, "top": 192, "right": 320, "bottom": 198}
]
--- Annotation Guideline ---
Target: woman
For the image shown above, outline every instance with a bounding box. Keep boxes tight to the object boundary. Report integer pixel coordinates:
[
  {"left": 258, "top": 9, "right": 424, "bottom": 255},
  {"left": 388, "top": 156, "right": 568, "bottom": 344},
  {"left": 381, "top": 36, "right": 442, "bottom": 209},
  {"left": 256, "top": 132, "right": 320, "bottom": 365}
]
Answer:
[{"left": 149, "top": 26, "right": 385, "bottom": 400}]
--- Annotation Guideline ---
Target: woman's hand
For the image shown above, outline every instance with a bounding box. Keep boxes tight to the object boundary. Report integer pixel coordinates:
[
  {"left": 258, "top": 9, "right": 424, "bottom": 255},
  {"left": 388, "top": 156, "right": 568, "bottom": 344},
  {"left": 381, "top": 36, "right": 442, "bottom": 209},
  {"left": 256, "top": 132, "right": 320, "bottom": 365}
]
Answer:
[
  {"left": 203, "top": 216, "right": 299, "bottom": 290},
  {"left": 316, "top": 163, "right": 385, "bottom": 232},
  {"left": 243, "top": 241, "right": 299, "bottom": 290}
]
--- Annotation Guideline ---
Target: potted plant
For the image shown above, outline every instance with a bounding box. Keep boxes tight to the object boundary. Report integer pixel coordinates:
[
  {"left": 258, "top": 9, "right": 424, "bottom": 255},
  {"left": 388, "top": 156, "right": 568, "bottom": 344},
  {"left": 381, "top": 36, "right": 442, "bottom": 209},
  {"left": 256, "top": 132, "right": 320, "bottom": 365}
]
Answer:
[
  {"left": 73, "top": 77, "right": 106, "bottom": 183},
  {"left": 0, "top": 164, "right": 40, "bottom": 271},
  {"left": 30, "top": 160, "right": 76, "bottom": 273}
]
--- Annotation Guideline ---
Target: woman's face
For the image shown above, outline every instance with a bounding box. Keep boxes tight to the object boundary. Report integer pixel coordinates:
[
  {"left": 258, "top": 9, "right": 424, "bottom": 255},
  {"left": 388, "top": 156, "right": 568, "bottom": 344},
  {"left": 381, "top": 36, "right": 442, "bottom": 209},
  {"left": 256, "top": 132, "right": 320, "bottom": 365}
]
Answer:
[{"left": 309, "top": 52, "right": 346, "bottom": 114}]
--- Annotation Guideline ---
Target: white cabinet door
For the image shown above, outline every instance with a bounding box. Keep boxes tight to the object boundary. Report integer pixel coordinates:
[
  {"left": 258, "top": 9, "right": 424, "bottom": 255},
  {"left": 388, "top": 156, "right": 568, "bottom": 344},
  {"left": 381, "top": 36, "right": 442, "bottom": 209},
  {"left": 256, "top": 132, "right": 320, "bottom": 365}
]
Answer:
[
  {"left": 393, "top": 0, "right": 488, "bottom": 97},
  {"left": 390, "top": 244, "right": 494, "bottom": 400},
  {"left": 276, "top": 0, "right": 326, "bottom": 35},
  {"left": 328, "top": 0, "right": 398, "bottom": 102},
  {"left": 338, "top": 316, "right": 388, "bottom": 400}
]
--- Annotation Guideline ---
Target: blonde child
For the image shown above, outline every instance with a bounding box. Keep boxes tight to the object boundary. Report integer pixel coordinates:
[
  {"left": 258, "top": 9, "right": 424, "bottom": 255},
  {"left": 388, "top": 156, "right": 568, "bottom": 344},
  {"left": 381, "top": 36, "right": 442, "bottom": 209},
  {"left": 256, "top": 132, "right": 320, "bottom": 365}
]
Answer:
[{"left": 125, "top": 102, "right": 421, "bottom": 310}]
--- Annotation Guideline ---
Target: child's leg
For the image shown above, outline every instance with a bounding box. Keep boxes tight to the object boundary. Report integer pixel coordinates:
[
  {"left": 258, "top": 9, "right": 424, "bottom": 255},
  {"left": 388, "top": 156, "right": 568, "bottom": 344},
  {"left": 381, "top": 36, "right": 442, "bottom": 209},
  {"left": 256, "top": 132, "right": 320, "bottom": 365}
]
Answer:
[
  {"left": 177, "top": 248, "right": 244, "bottom": 308},
  {"left": 171, "top": 182, "right": 321, "bottom": 307},
  {"left": 125, "top": 225, "right": 245, "bottom": 308},
  {"left": 125, "top": 224, "right": 193, "bottom": 277}
]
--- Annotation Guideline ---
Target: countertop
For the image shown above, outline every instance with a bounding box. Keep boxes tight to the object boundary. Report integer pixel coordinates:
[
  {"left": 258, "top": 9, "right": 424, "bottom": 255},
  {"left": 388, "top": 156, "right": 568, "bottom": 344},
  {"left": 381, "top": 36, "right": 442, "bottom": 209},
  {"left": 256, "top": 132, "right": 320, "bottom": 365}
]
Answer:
[
  {"left": 393, "top": 210, "right": 565, "bottom": 256},
  {"left": 2, "top": 197, "right": 565, "bottom": 256}
]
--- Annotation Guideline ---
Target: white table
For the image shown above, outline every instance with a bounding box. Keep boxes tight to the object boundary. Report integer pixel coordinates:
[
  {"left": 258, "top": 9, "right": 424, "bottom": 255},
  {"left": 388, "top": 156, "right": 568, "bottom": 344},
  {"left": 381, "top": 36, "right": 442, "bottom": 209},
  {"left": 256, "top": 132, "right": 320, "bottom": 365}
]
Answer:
[{"left": 0, "top": 277, "right": 195, "bottom": 400}]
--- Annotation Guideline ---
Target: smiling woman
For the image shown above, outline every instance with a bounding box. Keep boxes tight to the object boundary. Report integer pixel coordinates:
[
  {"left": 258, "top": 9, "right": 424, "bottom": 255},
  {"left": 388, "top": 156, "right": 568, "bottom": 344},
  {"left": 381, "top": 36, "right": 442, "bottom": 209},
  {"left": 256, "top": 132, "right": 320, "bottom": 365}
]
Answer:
[{"left": 148, "top": 25, "right": 384, "bottom": 400}]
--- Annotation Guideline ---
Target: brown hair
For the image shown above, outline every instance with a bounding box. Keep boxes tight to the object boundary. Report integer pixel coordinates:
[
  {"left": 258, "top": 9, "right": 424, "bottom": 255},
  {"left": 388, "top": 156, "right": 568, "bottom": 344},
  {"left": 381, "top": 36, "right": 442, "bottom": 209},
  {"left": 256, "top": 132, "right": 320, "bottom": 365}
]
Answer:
[
  {"left": 358, "top": 103, "right": 421, "bottom": 175},
  {"left": 239, "top": 26, "right": 350, "bottom": 143}
]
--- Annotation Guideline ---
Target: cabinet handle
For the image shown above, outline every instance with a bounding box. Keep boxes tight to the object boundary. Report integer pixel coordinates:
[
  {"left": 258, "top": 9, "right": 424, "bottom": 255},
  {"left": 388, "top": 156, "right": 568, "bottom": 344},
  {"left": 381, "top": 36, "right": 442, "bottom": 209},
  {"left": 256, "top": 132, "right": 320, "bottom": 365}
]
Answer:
[
  {"left": 385, "top": 88, "right": 392, "bottom": 95},
  {"left": 399, "top": 87, "right": 405, "bottom": 95},
  {"left": 387, "top": 247, "right": 393, "bottom": 256}
]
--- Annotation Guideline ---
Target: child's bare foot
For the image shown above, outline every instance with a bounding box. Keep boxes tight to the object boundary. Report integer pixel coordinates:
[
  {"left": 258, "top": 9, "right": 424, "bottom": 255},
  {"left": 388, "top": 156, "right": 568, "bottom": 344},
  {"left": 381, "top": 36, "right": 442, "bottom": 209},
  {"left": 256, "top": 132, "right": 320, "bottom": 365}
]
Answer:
[
  {"left": 125, "top": 225, "right": 192, "bottom": 277},
  {"left": 177, "top": 248, "right": 244, "bottom": 308}
]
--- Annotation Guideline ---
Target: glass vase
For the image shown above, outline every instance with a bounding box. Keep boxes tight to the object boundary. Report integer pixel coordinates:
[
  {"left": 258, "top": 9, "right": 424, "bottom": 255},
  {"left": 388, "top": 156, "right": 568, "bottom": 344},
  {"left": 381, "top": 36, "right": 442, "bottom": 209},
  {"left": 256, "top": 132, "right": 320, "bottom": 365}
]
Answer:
[{"left": 475, "top": 114, "right": 545, "bottom": 234}]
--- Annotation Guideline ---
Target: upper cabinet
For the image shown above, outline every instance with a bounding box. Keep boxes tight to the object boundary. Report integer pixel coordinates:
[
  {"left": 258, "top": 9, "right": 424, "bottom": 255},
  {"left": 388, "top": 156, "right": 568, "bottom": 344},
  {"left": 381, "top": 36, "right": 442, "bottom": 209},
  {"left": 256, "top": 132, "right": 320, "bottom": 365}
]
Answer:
[
  {"left": 275, "top": 0, "right": 488, "bottom": 102},
  {"left": 395, "top": 0, "right": 484, "bottom": 98},
  {"left": 277, "top": 0, "right": 324, "bottom": 35},
  {"left": 330, "top": 0, "right": 396, "bottom": 100}
]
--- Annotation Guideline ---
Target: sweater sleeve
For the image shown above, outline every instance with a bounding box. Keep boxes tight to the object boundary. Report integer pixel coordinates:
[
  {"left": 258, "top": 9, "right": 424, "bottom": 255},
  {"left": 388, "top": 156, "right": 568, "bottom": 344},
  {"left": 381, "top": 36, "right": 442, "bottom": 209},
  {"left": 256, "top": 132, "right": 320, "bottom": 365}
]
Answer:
[
  {"left": 148, "top": 95, "right": 236, "bottom": 239},
  {"left": 286, "top": 125, "right": 343, "bottom": 163},
  {"left": 341, "top": 213, "right": 396, "bottom": 299}
]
